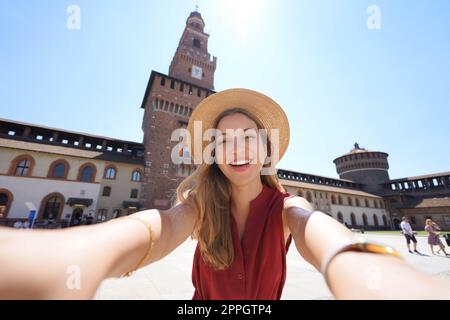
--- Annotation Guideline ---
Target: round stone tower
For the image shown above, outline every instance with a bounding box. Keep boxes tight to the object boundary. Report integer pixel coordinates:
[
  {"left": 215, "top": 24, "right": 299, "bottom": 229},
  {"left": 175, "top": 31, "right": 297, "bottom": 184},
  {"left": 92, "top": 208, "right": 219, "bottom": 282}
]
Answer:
[{"left": 333, "top": 143, "right": 390, "bottom": 191}]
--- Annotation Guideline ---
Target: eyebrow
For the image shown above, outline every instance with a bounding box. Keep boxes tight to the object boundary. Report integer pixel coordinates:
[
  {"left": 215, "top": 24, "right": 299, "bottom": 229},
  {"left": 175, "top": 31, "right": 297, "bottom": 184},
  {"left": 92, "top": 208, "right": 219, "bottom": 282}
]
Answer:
[{"left": 220, "top": 128, "right": 256, "bottom": 136}]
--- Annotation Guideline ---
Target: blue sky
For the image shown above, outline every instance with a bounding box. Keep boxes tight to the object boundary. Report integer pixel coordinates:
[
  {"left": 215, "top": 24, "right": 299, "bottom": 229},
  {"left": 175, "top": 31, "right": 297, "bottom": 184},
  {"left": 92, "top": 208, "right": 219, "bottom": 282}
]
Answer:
[{"left": 1, "top": 0, "right": 449, "bottom": 179}]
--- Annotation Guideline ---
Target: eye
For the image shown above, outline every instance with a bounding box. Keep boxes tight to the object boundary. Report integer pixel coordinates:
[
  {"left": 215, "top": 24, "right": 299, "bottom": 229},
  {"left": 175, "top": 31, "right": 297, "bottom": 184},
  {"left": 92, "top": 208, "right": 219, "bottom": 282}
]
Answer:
[{"left": 216, "top": 138, "right": 230, "bottom": 146}]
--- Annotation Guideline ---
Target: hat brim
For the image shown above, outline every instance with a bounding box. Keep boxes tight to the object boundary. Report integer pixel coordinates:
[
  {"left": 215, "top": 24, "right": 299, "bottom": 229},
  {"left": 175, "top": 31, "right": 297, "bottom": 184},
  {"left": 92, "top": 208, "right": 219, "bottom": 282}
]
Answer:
[{"left": 187, "top": 88, "right": 290, "bottom": 165}]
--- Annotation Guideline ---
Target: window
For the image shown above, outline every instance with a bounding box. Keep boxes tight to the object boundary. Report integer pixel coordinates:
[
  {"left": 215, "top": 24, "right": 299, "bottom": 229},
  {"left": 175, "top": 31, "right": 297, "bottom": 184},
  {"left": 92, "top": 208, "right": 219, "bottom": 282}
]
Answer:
[
  {"left": 373, "top": 214, "right": 379, "bottom": 227},
  {"left": 432, "top": 178, "right": 439, "bottom": 187},
  {"left": 102, "top": 186, "right": 111, "bottom": 197},
  {"left": 78, "top": 163, "right": 96, "bottom": 182},
  {"left": 355, "top": 198, "right": 360, "bottom": 207},
  {"left": 54, "top": 163, "right": 65, "bottom": 177},
  {"left": 350, "top": 213, "right": 356, "bottom": 226},
  {"left": 331, "top": 195, "right": 336, "bottom": 205},
  {"left": 131, "top": 170, "right": 142, "bottom": 182},
  {"left": 362, "top": 213, "right": 368, "bottom": 226},
  {"left": 337, "top": 212, "right": 343, "bottom": 223},
  {"left": 80, "top": 166, "right": 93, "bottom": 181},
  {"left": 39, "top": 193, "right": 64, "bottom": 220},
  {"left": 306, "top": 191, "right": 312, "bottom": 203},
  {"left": 193, "top": 38, "right": 201, "bottom": 49},
  {"left": 130, "top": 188, "right": 139, "bottom": 199},
  {"left": 365, "top": 199, "right": 370, "bottom": 207},
  {"left": 10, "top": 155, "right": 35, "bottom": 177},
  {"left": 160, "top": 77, "right": 165, "bottom": 86},
  {"left": 104, "top": 166, "right": 116, "bottom": 180},
  {"left": 348, "top": 197, "right": 353, "bottom": 206},
  {"left": 382, "top": 215, "right": 388, "bottom": 227},
  {"left": 15, "top": 159, "right": 31, "bottom": 176},
  {"left": 48, "top": 159, "right": 69, "bottom": 179}
]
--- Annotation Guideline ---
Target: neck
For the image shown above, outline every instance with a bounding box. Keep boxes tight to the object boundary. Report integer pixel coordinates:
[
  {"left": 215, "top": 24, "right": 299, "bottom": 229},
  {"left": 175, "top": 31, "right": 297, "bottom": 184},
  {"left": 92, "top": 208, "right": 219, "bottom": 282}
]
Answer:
[{"left": 230, "top": 178, "right": 264, "bottom": 217}]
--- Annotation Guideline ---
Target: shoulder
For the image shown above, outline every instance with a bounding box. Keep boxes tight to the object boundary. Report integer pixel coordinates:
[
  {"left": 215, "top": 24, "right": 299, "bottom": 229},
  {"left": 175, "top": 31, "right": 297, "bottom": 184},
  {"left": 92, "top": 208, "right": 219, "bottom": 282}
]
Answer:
[
  {"left": 283, "top": 195, "right": 314, "bottom": 213},
  {"left": 161, "top": 201, "right": 198, "bottom": 231},
  {"left": 281, "top": 195, "right": 314, "bottom": 227}
]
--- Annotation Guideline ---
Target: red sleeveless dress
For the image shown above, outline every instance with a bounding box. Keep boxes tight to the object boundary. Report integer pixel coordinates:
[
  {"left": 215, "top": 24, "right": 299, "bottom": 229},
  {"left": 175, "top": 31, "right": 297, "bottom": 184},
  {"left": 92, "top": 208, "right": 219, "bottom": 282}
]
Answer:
[{"left": 191, "top": 185, "right": 294, "bottom": 300}]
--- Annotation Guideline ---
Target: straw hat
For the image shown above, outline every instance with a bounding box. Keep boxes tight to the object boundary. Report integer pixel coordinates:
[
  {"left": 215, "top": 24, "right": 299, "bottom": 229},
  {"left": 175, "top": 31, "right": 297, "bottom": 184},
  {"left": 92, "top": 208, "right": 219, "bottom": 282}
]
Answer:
[{"left": 187, "top": 88, "right": 290, "bottom": 165}]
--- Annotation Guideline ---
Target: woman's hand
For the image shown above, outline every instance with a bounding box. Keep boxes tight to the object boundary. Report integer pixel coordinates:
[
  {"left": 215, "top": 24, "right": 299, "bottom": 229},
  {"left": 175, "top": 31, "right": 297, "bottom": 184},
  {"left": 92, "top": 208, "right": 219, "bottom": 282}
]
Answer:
[
  {"left": 283, "top": 196, "right": 450, "bottom": 299},
  {"left": 0, "top": 202, "right": 197, "bottom": 300}
]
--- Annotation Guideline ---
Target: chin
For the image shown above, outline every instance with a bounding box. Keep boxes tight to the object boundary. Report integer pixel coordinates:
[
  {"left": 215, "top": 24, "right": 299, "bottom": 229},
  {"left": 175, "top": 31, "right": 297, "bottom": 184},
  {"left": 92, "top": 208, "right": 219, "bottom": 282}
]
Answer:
[{"left": 222, "top": 165, "right": 261, "bottom": 186}]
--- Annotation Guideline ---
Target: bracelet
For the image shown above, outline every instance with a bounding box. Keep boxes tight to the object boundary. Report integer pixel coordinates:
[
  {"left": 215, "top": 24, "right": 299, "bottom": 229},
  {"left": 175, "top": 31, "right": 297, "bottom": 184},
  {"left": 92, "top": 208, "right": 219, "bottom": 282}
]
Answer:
[
  {"left": 321, "top": 236, "right": 403, "bottom": 287},
  {"left": 121, "top": 216, "right": 155, "bottom": 277}
]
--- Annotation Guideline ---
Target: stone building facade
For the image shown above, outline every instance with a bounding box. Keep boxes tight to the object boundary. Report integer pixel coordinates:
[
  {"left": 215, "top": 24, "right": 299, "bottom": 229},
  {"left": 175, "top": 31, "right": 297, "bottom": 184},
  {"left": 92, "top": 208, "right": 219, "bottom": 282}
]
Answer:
[{"left": 0, "top": 118, "right": 144, "bottom": 227}]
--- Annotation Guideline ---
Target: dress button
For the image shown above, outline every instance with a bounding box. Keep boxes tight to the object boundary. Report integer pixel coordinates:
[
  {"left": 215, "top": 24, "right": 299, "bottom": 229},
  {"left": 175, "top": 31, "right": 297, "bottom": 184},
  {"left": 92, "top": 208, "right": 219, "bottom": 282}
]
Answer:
[{"left": 237, "top": 273, "right": 243, "bottom": 280}]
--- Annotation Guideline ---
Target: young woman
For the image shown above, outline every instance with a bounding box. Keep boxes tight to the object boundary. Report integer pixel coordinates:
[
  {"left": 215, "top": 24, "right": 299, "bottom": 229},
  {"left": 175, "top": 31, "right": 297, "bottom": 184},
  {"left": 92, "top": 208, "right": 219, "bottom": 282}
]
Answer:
[
  {"left": 0, "top": 89, "right": 449, "bottom": 300},
  {"left": 425, "top": 219, "right": 449, "bottom": 256}
]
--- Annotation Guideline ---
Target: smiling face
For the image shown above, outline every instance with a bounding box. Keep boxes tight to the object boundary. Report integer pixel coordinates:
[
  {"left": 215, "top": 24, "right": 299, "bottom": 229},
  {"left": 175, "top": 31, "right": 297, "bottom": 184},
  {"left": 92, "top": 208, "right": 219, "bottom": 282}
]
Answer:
[{"left": 214, "top": 112, "right": 267, "bottom": 187}]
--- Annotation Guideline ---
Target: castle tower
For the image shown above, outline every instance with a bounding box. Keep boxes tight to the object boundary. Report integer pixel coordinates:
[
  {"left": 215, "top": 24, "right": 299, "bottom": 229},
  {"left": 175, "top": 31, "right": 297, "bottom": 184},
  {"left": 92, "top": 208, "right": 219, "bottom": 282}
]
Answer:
[
  {"left": 140, "top": 11, "right": 217, "bottom": 210},
  {"left": 333, "top": 143, "right": 390, "bottom": 192},
  {"left": 168, "top": 11, "right": 217, "bottom": 90}
]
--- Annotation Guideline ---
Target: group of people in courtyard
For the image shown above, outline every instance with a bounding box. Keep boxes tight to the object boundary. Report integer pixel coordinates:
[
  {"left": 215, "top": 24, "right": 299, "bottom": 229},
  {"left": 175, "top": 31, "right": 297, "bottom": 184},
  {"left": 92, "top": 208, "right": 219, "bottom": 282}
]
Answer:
[{"left": 400, "top": 216, "right": 450, "bottom": 256}]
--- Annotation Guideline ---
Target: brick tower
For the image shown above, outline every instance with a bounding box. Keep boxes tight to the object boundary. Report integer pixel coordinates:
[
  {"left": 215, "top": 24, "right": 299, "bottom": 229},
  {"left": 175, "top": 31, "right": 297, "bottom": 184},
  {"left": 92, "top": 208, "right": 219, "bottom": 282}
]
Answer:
[
  {"left": 333, "top": 143, "right": 390, "bottom": 193},
  {"left": 140, "top": 11, "right": 217, "bottom": 210}
]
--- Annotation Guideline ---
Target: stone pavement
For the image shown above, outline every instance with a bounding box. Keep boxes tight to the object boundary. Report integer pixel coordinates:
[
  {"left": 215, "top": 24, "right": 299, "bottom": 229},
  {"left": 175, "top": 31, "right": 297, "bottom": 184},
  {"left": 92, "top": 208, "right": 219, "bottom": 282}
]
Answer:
[{"left": 94, "top": 233, "right": 450, "bottom": 300}]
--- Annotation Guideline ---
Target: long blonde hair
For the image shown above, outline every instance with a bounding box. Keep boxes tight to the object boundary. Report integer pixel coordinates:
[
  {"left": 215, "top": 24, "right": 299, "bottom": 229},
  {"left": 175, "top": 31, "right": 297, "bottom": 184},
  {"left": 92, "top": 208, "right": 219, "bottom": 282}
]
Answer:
[{"left": 175, "top": 108, "right": 284, "bottom": 271}]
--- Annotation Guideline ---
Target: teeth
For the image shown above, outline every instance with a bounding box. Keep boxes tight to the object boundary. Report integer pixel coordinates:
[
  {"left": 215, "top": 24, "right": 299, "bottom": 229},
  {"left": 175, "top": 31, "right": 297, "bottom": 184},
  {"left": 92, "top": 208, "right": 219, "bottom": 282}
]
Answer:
[{"left": 230, "top": 160, "right": 250, "bottom": 166}]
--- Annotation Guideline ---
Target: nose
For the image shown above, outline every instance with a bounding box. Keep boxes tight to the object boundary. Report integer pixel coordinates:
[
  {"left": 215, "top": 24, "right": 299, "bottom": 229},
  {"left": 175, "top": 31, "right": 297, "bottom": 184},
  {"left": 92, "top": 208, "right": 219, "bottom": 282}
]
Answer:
[{"left": 231, "top": 144, "right": 249, "bottom": 162}]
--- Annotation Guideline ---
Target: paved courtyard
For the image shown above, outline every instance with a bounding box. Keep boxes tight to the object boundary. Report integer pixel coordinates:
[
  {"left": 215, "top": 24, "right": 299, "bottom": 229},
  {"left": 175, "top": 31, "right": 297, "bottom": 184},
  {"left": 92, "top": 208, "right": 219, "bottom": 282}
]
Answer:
[{"left": 94, "top": 233, "right": 450, "bottom": 300}]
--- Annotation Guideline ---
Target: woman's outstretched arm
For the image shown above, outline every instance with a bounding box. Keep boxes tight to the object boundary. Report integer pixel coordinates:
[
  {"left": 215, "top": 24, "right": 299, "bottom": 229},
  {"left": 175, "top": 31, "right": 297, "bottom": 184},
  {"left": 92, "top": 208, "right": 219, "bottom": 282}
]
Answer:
[
  {"left": 0, "top": 202, "right": 197, "bottom": 299},
  {"left": 283, "top": 196, "right": 450, "bottom": 299}
]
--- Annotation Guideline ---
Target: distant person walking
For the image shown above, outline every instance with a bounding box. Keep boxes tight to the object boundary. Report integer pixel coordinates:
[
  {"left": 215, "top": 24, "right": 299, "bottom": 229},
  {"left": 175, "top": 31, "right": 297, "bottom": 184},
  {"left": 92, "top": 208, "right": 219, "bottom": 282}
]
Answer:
[
  {"left": 400, "top": 217, "right": 419, "bottom": 253},
  {"left": 425, "top": 219, "right": 449, "bottom": 256}
]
